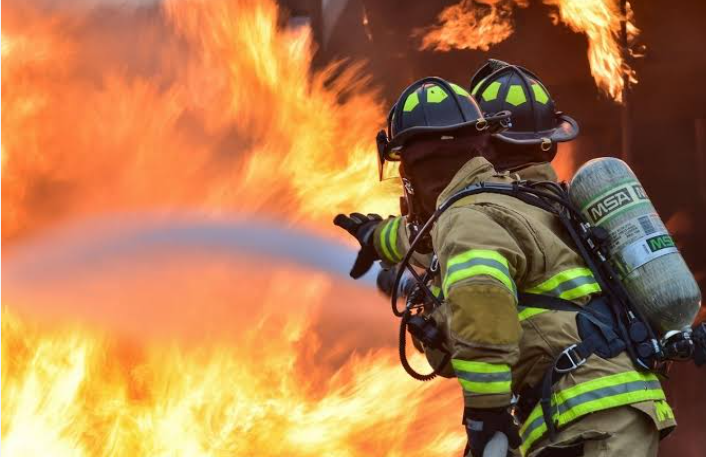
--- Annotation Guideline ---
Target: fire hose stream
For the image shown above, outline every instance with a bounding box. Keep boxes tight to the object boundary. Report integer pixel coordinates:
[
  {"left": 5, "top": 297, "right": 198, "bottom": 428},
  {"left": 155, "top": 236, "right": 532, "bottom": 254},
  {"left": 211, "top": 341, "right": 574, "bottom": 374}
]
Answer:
[{"left": 1, "top": 215, "right": 466, "bottom": 456}]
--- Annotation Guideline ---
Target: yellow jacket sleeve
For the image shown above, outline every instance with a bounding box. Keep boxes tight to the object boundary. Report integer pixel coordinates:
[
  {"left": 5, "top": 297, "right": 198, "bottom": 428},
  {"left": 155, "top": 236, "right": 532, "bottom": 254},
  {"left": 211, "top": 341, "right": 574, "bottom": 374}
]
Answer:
[
  {"left": 373, "top": 216, "right": 406, "bottom": 265},
  {"left": 434, "top": 206, "right": 527, "bottom": 409}
]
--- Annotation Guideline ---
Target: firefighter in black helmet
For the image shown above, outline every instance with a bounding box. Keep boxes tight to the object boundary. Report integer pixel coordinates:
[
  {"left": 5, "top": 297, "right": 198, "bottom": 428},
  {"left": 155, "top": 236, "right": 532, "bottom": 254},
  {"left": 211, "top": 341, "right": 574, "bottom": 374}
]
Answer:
[
  {"left": 335, "top": 76, "right": 509, "bottom": 278},
  {"left": 335, "top": 66, "right": 674, "bottom": 457}
]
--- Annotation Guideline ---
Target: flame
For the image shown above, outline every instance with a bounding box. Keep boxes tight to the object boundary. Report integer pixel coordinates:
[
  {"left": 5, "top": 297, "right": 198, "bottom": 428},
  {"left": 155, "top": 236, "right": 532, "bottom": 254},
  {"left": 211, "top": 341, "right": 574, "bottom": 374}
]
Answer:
[
  {"left": 1, "top": 0, "right": 467, "bottom": 455},
  {"left": 552, "top": 140, "right": 578, "bottom": 182},
  {"left": 1, "top": 265, "right": 463, "bottom": 456},
  {"left": 416, "top": 0, "right": 528, "bottom": 52},
  {"left": 546, "top": 0, "right": 639, "bottom": 102},
  {"left": 417, "top": 0, "right": 640, "bottom": 103},
  {"left": 1, "top": 0, "right": 399, "bottom": 243}
]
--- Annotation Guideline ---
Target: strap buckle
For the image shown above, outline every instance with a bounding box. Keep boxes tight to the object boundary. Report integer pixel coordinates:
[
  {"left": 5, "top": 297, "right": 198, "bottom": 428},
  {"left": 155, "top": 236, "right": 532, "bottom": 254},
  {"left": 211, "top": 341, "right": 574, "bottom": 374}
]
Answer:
[{"left": 555, "top": 344, "right": 587, "bottom": 373}]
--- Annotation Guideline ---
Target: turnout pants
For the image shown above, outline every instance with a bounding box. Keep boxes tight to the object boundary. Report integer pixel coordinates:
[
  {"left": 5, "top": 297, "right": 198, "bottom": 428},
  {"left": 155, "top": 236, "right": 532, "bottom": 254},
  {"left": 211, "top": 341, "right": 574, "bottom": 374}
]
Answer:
[{"left": 529, "top": 405, "right": 659, "bottom": 457}]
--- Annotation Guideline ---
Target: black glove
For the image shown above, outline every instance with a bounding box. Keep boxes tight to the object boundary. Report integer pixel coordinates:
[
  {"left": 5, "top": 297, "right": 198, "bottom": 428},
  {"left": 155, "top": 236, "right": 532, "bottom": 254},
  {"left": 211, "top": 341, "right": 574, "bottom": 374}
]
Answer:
[
  {"left": 333, "top": 213, "right": 382, "bottom": 279},
  {"left": 463, "top": 407, "right": 520, "bottom": 457}
]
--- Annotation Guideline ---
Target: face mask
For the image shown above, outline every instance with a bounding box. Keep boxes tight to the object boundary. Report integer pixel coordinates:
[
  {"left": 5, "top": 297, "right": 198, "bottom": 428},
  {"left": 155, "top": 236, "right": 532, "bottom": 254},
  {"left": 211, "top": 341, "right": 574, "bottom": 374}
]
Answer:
[{"left": 400, "top": 133, "right": 489, "bottom": 222}]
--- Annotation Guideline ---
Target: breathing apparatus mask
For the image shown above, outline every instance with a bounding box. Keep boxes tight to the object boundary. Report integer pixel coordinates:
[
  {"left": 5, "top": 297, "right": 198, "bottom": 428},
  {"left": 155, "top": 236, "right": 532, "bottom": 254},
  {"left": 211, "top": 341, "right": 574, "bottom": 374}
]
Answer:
[{"left": 399, "top": 133, "right": 488, "bottom": 229}]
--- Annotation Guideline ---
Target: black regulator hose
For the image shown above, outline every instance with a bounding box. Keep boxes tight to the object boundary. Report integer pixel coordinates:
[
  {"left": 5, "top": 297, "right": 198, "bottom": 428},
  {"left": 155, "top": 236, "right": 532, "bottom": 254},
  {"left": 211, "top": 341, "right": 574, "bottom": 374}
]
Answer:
[{"left": 399, "top": 310, "right": 451, "bottom": 381}]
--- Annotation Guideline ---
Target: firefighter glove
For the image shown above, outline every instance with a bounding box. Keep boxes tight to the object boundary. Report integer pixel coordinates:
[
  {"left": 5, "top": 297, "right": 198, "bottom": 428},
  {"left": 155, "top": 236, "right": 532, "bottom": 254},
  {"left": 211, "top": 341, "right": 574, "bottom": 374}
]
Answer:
[
  {"left": 334, "top": 213, "right": 382, "bottom": 279},
  {"left": 463, "top": 407, "right": 520, "bottom": 457}
]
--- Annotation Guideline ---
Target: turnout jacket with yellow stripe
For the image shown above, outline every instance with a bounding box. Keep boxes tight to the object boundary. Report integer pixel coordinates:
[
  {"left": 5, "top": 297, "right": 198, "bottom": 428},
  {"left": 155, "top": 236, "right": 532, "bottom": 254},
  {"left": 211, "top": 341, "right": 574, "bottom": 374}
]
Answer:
[{"left": 373, "top": 157, "right": 674, "bottom": 456}]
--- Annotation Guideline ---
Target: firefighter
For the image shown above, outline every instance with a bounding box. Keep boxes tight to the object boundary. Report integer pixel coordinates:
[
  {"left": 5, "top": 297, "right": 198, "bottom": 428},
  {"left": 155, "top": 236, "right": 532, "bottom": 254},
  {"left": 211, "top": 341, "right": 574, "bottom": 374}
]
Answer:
[{"left": 334, "top": 63, "right": 675, "bottom": 457}]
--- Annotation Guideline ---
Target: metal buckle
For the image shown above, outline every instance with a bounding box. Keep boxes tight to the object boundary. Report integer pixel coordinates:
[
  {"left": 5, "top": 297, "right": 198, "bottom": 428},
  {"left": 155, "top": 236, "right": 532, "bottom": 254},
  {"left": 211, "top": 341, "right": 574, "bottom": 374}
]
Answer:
[
  {"left": 555, "top": 344, "right": 587, "bottom": 373},
  {"left": 541, "top": 138, "right": 552, "bottom": 151}
]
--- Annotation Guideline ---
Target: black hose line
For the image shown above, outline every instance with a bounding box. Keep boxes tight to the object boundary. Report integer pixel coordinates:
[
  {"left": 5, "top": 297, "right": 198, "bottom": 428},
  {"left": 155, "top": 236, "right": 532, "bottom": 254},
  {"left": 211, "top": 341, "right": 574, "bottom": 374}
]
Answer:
[{"left": 399, "top": 310, "right": 451, "bottom": 381}]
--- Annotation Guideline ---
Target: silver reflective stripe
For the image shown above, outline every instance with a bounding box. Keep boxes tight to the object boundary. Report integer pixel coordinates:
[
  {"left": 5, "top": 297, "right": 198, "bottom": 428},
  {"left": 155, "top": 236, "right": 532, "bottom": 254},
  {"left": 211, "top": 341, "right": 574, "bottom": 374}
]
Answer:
[
  {"left": 558, "top": 380, "right": 662, "bottom": 415},
  {"left": 445, "top": 258, "right": 516, "bottom": 294},
  {"left": 456, "top": 370, "right": 512, "bottom": 384},
  {"left": 520, "top": 379, "right": 663, "bottom": 442},
  {"left": 446, "top": 258, "right": 509, "bottom": 279},
  {"left": 544, "top": 275, "right": 598, "bottom": 297}
]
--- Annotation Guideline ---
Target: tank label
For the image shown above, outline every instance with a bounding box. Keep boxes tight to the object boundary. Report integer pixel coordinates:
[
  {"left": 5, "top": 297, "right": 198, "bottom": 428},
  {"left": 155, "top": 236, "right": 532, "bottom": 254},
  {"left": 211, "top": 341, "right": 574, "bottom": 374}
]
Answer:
[
  {"left": 581, "top": 179, "right": 651, "bottom": 226},
  {"left": 617, "top": 231, "right": 678, "bottom": 276}
]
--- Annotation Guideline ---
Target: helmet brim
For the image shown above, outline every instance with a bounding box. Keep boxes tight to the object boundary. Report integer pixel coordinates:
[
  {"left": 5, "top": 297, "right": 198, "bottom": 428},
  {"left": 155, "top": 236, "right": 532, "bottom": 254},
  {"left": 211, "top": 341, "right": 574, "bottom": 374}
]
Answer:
[
  {"left": 385, "top": 119, "right": 488, "bottom": 160},
  {"left": 493, "top": 113, "right": 579, "bottom": 145}
]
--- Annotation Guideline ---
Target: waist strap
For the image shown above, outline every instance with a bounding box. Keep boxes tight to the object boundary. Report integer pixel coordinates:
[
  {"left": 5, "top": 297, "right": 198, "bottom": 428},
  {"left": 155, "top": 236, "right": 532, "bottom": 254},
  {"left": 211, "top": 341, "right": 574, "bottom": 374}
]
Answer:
[{"left": 517, "top": 293, "right": 629, "bottom": 440}]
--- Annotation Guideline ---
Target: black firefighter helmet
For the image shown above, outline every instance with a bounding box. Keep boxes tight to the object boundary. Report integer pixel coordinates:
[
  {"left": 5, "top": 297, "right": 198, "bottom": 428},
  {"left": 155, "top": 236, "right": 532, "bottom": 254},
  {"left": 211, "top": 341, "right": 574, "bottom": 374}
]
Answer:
[
  {"left": 469, "top": 59, "right": 579, "bottom": 152},
  {"left": 376, "top": 76, "right": 509, "bottom": 180}
]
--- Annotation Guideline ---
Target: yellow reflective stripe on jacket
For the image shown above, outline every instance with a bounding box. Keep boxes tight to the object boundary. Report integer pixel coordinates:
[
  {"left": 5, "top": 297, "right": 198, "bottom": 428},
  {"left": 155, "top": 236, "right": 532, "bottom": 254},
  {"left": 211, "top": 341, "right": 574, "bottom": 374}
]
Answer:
[
  {"left": 378, "top": 217, "right": 403, "bottom": 263},
  {"left": 518, "top": 306, "right": 549, "bottom": 321},
  {"left": 655, "top": 399, "right": 674, "bottom": 421},
  {"left": 452, "top": 359, "right": 512, "bottom": 395},
  {"left": 443, "top": 249, "right": 516, "bottom": 297},
  {"left": 524, "top": 267, "right": 601, "bottom": 301},
  {"left": 519, "top": 371, "right": 665, "bottom": 455}
]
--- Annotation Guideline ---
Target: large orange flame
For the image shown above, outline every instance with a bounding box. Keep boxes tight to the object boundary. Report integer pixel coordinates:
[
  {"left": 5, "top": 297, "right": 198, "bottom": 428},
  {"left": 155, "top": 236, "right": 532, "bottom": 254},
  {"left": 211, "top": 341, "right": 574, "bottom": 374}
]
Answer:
[
  {"left": 416, "top": 0, "right": 528, "bottom": 52},
  {"left": 1, "top": 0, "right": 399, "bottom": 244},
  {"left": 417, "top": 0, "right": 640, "bottom": 103},
  {"left": 1, "top": 0, "right": 468, "bottom": 455}
]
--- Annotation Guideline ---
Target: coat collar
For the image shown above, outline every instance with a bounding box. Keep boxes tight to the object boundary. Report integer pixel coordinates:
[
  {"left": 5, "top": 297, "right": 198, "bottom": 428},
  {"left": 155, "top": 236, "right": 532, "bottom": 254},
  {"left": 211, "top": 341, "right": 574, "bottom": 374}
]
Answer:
[{"left": 436, "top": 158, "right": 558, "bottom": 207}]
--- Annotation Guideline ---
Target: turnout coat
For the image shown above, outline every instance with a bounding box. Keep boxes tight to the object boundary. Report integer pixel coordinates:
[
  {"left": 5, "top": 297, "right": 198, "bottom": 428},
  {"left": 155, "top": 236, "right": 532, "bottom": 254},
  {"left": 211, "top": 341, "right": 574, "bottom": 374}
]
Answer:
[{"left": 373, "top": 157, "right": 675, "bottom": 455}]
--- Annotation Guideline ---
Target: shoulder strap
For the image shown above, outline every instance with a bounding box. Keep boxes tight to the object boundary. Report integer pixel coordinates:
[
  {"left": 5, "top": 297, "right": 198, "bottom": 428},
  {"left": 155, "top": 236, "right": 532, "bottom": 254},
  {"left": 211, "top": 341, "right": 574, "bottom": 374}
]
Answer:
[{"left": 517, "top": 292, "right": 584, "bottom": 313}]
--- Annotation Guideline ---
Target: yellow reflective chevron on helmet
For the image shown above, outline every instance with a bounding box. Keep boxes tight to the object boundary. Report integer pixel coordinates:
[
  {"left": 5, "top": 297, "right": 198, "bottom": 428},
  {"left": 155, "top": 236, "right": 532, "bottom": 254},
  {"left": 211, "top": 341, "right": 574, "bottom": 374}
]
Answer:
[
  {"left": 426, "top": 85, "right": 448, "bottom": 103},
  {"left": 403, "top": 92, "right": 420, "bottom": 112},
  {"left": 532, "top": 83, "right": 549, "bottom": 104},
  {"left": 451, "top": 83, "right": 471, "bottom": 98},
  {"left": 471, "top": 77, "right": 487, "bottom": 96},
  {"left": 481, "top": 81, "right": 502, "bottom": 102},
  {"left": 506, "top": 85, "right": 527, "bottom": 106}
]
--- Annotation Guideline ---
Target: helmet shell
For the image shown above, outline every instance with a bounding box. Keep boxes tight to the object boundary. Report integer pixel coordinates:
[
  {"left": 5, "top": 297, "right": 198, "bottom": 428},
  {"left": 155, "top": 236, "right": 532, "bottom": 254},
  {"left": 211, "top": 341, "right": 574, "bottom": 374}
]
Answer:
[
  {"left": 385, "top": 77, "right": 486, "bottom": 160},
  {"left": 469, "top": 61, "right": 579, "bottom": 147}
]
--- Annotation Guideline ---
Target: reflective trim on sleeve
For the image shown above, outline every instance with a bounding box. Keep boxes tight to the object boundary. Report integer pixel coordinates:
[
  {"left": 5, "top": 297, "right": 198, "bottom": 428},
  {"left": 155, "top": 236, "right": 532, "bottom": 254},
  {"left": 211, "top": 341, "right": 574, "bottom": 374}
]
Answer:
[
  {"left": 452, "top": 359, "right": 512, "bottom": 395},
  {"left": 379, "top": 217, "right": 403, "bottom": 263},
  {"left": 443, "top": 249, "right": 516, "bottom": 297},
  {"left": 655, "top": 400, "right": 674, "bottom": 422},
  {"left": 518, "top": 306, "right": 549, "bottom": 322},
  {"left": 524, "top": 267, "right": 601, "bottom": 301},
  {"left": 519, "top": 371, "right": 665, "bottom": 455}
]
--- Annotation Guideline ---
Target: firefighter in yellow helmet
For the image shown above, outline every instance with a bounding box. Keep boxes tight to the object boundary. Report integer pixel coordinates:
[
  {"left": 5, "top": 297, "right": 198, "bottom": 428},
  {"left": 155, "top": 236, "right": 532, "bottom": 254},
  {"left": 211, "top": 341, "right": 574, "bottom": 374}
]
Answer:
[{"left": 334, "top": 62, "right": 675, "bottom": 457}]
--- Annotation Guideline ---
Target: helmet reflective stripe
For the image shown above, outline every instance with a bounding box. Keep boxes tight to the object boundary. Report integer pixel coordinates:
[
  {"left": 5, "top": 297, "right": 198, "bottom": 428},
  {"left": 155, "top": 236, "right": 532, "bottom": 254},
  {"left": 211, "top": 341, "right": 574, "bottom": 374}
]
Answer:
[
  {"left": 403, "top": 92, "right": 420, "bottom": 112},
  {"left": 481, "top": 81, "right": 502, "bottom": 102},
  {"left": 505, "top": 85, "right": 527, "bottom": 106},
  {"left": 426, "top": 85, "right": 448, "bottom": 103},
  {"left": 532, "top": 84, "right": 549, "bottom": 104},
  {"left": 471, "top": 77, "right": 487, "bottom": 96},
  {"left": 451, "top": 83, "right": 471, "bottom": 97}
]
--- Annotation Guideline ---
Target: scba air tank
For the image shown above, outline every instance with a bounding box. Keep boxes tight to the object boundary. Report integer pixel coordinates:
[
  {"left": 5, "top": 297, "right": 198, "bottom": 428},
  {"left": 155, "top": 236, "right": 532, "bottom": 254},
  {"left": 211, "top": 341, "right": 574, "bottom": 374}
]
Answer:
[{"left": 569, "top": 157, "right": 701, "bottom": 335}]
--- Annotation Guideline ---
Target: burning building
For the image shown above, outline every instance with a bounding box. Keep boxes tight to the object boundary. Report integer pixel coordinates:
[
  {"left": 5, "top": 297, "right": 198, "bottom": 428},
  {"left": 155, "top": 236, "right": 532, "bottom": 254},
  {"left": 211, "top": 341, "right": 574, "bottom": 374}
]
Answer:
[{"left": 2, "top": 0, "right": 705, "bottom": 456}]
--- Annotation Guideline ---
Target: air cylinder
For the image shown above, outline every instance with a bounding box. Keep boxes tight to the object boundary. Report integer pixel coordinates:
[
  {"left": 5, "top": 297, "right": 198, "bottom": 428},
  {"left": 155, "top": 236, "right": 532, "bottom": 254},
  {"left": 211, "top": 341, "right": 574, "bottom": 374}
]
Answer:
[{"left": 569, "top": 157, "right": 701, "bottom": 334}]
